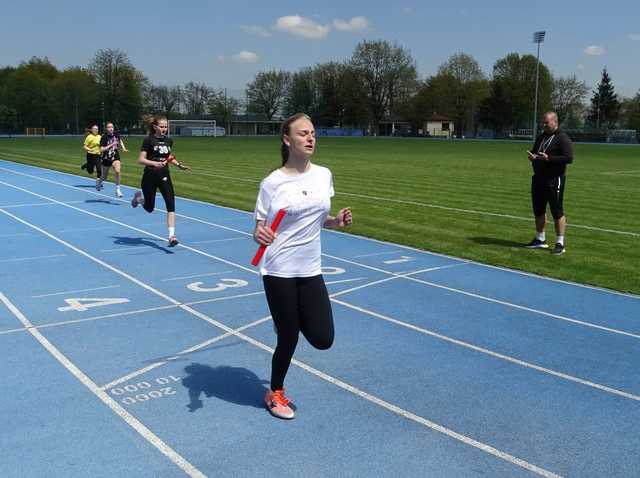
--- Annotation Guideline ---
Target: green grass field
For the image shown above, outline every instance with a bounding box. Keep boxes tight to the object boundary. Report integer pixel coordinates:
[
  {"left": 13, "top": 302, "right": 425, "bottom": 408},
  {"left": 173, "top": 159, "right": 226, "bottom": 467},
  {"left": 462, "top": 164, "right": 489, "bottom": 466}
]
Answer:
[{"left": 1, "top": 136, "right": 638, "bottom": 294}]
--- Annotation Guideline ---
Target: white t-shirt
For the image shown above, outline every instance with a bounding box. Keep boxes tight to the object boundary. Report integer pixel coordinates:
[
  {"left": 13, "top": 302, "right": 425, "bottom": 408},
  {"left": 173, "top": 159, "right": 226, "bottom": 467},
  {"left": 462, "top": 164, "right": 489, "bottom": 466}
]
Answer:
[{"left": 254, "top": 164, "right": 334, "bottom": 277}]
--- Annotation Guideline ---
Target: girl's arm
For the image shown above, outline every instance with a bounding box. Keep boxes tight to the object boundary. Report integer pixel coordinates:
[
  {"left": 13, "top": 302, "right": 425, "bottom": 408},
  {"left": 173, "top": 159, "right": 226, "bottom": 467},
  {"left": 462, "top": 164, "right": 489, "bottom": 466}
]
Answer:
[
  {"left": 138, "top": 150, "right": 165, "bottom": 168},
  {"left": 119, "top": 138, "right": 129, "bottom": 153},
  {"left": 324, "top": 207, "right": 352, "bottom": 229}
]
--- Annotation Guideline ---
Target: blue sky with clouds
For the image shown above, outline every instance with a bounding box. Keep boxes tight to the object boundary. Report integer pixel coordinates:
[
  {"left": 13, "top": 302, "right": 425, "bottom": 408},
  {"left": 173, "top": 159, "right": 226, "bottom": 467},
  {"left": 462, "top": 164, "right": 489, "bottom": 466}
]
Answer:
[{"left": 2, "top": 0, "right": 639, "bottom": 98}]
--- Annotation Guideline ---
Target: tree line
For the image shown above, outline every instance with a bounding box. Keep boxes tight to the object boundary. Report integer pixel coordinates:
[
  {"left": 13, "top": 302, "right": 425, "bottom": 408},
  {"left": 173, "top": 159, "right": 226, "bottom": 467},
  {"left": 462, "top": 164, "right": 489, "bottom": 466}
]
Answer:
[{"left": 1, "top": 42, "right": 639, "bottom": 136}]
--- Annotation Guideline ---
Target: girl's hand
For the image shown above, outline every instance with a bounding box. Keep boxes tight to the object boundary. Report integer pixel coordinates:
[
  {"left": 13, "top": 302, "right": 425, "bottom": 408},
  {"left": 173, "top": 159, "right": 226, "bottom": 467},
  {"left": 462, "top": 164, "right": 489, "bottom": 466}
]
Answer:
[
  {"left": 154, "top": 160, "right": 167, "bottom": 169},
  {"left": 254, "top": 222, "right": 276, "bottom": 246},
  {"left": 335, "top": 207, "right": 353, "bottom": 228}
]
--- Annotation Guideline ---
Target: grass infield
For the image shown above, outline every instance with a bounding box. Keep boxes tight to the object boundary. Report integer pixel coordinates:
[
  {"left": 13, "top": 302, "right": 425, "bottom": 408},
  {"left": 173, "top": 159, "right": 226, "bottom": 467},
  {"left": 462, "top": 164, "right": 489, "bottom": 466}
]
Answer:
[{"left": 0, "top": 136, "right": 638, "bottom": 295}]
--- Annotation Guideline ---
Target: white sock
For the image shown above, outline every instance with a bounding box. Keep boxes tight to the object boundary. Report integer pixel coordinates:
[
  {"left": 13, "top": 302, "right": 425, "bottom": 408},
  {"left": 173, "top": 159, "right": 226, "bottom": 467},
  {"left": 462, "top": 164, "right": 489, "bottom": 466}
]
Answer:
[
  {"left": 536, "top": 232, "right": 546, "bottom": 242},
  {"left": 169, "top": 227, "right": 175, "bottom": 237},
  {"left": 556, "top": 235, "right": 564, "bottom": 245}
]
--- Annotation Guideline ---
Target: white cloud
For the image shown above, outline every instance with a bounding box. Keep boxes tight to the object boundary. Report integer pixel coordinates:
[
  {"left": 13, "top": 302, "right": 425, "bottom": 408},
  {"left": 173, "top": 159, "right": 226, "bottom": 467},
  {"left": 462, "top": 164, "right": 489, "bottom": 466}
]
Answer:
[
  {"left": 240, "top": 25, "right": 272, "bottom": 38},
  {"left": 217, "top": 55, "right": 226, "bottom": 63},
  {"left": 576, "top": 64, "right": 585, "bottom": 70},
  {"left": 231, "top": 51, "right": 259, "bottom": 63},
  {"left": 584, "top": 45, "right": 606, "bottom": 56},
  {"left": 333, "top": 16, "right": 369, "bottom": 32},
  {"left": 274, "top": 15, "right": 330, "bottom": 39},
  {"left": 629, "top": 33, "right": 640, "bottom": 41}
]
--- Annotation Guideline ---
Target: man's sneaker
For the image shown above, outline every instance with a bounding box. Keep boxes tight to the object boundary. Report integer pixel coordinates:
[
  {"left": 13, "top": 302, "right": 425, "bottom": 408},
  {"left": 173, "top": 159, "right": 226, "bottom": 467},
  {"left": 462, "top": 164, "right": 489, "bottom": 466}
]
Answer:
[
  {"left": 551, "top": 243, "right": 565, "bottom": 255},
  {"left": 525, "top": 238, "right": 549, "bottom": 249},
  {"left": 81, "top": 163, "right": 87, "bottom": 170},
  {"left": 168, "top": 236, "right": 179, "bottom": 247},
  {"left": 131, "top": 191, "right": 143, "bottom": 208},
  {"left": 115, "top": 187, "right": 123, "bottom": 198},
  {"left": 264, "top": 389, "right": 295, "bottom": 419},
  {"left": 95, "top": 179, "right": 102, "bottom": 191}
]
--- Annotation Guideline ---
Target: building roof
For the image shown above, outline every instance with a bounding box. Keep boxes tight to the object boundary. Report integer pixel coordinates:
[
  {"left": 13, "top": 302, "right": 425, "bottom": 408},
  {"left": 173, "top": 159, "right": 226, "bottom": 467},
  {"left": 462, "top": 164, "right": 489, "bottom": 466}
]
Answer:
[{"left": 426, "top": 113, "right": 453, "bottom": 122}]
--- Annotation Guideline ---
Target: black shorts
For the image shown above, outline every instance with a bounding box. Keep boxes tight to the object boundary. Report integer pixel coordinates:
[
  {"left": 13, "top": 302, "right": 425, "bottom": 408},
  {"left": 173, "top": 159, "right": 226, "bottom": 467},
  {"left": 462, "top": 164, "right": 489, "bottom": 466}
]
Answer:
[
  {"left": 101, "top": 156, "right": 120, "bottom": 168},
  {"left": 141, "top": 168, "right": 175, "bottom": 213},
  {"left": 85, "top": 153, "right": 101, "bottom": 177},
  {"left": 531, "top": 175, "right": 566, "bottom": 220}
]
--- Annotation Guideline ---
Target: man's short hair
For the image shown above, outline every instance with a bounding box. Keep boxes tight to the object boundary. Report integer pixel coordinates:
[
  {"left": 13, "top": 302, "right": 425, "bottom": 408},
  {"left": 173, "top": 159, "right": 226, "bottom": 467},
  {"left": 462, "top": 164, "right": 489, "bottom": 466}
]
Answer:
[{"left": 544, "top": 111, "right": 558, "bottom": 121}]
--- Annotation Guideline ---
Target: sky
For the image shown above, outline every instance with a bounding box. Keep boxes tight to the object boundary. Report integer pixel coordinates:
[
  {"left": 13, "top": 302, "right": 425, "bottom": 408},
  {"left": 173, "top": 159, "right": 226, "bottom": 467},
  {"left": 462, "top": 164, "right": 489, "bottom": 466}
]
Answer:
[{"left": 2, "top": 0, "right": 639, "bottom": 99}]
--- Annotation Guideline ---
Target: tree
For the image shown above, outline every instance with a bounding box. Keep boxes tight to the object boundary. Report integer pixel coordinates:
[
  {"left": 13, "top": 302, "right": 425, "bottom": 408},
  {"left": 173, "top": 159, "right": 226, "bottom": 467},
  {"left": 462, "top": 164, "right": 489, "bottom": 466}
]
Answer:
[
  {"left": 587, "top": 68, "right": 620, "bottom": 129},
  {"left": 479, "top": 53, "right": 553, "bottom": 133},
  {"left": 89, "top": 49, "right": 145, "bottom": 129},
  {"left": 350, "top": 40, "right": 417, "bottom": 133},
  {"left": 619, "top": 91, "right": 640, "bottom": 132},
  {"left": 246, "top": 70, "right": 291, "bottom": 120},
  {"left": 3, "top": 65, "right": 52, "bottom": 131},
  {"left": 51, "top": 67, "right": 100, "bottom": 133},
  {"left": 0, "top": 104, "right": 18, "bottom": 132},
  {"left": 146, "top": 85, "right": 183, "bottom": 116},
  {"left": 285, "top": 68, "right": 317, "bottom": 118},
  {"left": 551, "top": 75, "right": 588, "bottom": 128},
  {"left": 208, "top": 89, "right": 241, "bottom": 129},
  {"left": 182, "top": 82, "right": 211, "bottom": 116},
  {"left": 436, "top": 52, "right": 489, "bottom": 136}
]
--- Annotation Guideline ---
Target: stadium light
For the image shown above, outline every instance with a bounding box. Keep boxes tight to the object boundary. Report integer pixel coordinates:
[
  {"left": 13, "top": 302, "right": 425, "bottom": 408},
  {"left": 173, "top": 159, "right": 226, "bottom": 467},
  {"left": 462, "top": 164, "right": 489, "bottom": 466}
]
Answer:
[{"left": 532, "top": 31, "right": 546, "bottom": 139}]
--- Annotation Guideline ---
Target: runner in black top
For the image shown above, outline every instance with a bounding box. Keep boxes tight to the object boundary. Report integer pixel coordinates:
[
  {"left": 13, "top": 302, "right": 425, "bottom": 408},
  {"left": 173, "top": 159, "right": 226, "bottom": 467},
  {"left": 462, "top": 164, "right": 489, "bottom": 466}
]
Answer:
[
  {"left": 98, "top": 122, "right": 128, "bottom": 197},
  {"left": 131, "top": 115, "right": 190, "bottom": 247},
  {"left": 525, "top": 111, "right": 574, "bottom": 255}
]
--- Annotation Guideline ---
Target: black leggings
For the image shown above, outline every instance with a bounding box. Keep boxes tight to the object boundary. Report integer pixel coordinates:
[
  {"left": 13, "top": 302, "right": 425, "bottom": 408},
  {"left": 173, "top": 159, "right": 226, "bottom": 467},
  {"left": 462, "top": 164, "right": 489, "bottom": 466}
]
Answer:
[
  {"left": 86, "top": 153, "right": 101, "bottom": 177},
  {"left": 263, "top": 275, "right": 334, "bottom": 391},
  {"left": 141, "top": 168, "right": 175, "bottom": 213}
]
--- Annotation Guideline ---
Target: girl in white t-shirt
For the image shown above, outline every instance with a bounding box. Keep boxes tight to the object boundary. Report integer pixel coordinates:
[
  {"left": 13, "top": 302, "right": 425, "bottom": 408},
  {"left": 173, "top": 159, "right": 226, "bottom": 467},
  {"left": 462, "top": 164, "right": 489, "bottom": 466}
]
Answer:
[{"left": 253, "top": 113, "right": 352, "bottom": 419}]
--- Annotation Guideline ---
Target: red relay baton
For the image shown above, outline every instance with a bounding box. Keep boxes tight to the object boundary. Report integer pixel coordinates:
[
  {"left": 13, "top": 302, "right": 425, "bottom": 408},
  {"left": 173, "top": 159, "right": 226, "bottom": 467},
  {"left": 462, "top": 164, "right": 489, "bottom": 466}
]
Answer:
[{"left": 251, "top": 208, "right": 286, "bottom": 266}]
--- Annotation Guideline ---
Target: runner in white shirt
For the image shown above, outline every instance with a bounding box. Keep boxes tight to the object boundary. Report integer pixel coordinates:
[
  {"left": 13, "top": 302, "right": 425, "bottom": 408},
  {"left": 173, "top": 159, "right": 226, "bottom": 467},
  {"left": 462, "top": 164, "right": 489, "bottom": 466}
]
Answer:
[{"left": 253, "top": 113, "right": 352, "bottom": 419}]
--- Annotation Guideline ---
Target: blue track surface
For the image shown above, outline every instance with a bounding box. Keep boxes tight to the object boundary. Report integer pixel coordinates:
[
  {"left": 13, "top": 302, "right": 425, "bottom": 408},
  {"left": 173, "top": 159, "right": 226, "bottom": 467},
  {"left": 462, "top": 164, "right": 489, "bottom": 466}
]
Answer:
[{"left": 0, "top": 159, "right": 638, "bottom": 478}]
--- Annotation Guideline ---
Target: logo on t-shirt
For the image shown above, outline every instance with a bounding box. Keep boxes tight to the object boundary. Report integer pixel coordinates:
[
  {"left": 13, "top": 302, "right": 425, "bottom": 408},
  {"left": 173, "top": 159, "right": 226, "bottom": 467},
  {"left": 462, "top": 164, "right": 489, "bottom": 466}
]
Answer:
[{"left": 283, "top": 184, "right": 328, "bottom": 216}]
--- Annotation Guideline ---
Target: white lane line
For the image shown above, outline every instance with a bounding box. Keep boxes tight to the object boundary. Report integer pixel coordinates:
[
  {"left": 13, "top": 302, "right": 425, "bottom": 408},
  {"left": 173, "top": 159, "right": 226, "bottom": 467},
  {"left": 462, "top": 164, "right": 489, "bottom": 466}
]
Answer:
[
  {"left": 2, "top": 160, "right": 639, "bottom": 299},
  {"left": 162, "top": 271, "right": 232, "bottom": 282},
  {"left": 336, "top": 190, "right": 640, "bottom": 238},
  {"left": 324, "top": 277, "right": 367, "bottom": 286},
  {"left": 0, "top": 304, "right": 179, "bottom": 336},
  {"left": 0, "top": 200, "right": 85, "bottom": 209},
  {"left": 353, "top": 250, "right": 403, "bottom": 258},
  {"left": 4, "top": 179, "right": 638, "bottom": 389},
  {"left": 0, "top": 292, "right": 207, "bottom": 478},
  {"left": 100, "top": 315, "right": 273, "bottom": 390},
  {"left": 323, "top": 253, "right": 640, "bottom": 340},
  {"left": 332, "top": 296, "right": 640, "bottom": 403},
  {"left": 0, "top": 253, "right": 66, "bottom": 263},
  {"left": 0, "top": 180, "right": 257, "bottom": 275},
  {"left": 0, "top": 207, "right": 558, "bottom": 477},
  {"left": 32, "top": 285, "right": 120, "bottom": 299},
  {"left": 329, "top": 264, "right": 469, "bottom": 299},
  {"left": 100, "top": 245, "right": 163, "bottom": 253},
  {"left": 191, "top": 236, "right": 248, "bottom": 245}
]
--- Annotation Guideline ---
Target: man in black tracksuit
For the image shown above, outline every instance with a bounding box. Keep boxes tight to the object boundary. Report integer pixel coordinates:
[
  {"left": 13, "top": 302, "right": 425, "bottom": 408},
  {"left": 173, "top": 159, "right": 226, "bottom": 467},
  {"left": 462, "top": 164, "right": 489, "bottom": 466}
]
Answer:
[{"left": 525, "top": 111, "right": 573, "bottom": 255}]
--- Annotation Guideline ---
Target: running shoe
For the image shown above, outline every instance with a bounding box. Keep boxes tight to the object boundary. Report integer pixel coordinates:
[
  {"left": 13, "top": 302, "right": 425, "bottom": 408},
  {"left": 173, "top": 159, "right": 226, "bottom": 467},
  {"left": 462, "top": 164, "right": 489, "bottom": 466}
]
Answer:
[
  {"left": 551, "top": 243, "right": 565, "bottom": 255},
  {"left": 115, "top": 187, "right": 123, "bottom": 198},
  {"left": 95, "top": 179, "right": 102, "bottom": 191},
  {"left": 81, "top": 163, "right": 87, "bottom": 170},
  {"left": 131, "top": 191, "right": 143, "bottom": 208},
  {"left": 524, "top": 238, "right": 549, "bottom": 249},
  {"left": 264, "top": 389, "right": 295, "bottom": 419},
  {"left": 168, "top": 236, "right": 179, "bottom": 247}
]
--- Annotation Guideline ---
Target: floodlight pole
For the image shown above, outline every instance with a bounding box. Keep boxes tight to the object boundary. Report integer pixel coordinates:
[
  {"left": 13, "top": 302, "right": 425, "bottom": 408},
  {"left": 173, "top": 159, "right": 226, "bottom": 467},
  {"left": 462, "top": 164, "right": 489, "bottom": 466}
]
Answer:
[{"left": 532, "top": 31, "right": 546, "bottom": 139}]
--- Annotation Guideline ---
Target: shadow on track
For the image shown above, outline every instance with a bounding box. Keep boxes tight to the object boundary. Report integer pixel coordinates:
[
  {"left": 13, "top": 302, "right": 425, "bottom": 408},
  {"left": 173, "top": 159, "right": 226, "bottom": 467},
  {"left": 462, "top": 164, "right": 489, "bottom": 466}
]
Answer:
[{"left": 181, "top": 363, "right": 269, "bottom": 412}]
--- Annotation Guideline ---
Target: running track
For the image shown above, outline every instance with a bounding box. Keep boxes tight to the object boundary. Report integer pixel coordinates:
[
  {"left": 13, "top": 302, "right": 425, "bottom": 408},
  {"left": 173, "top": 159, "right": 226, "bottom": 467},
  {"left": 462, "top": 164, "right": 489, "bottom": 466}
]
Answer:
[{"left": 0, "top": 159, "right": 639, "bottom": 477}]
